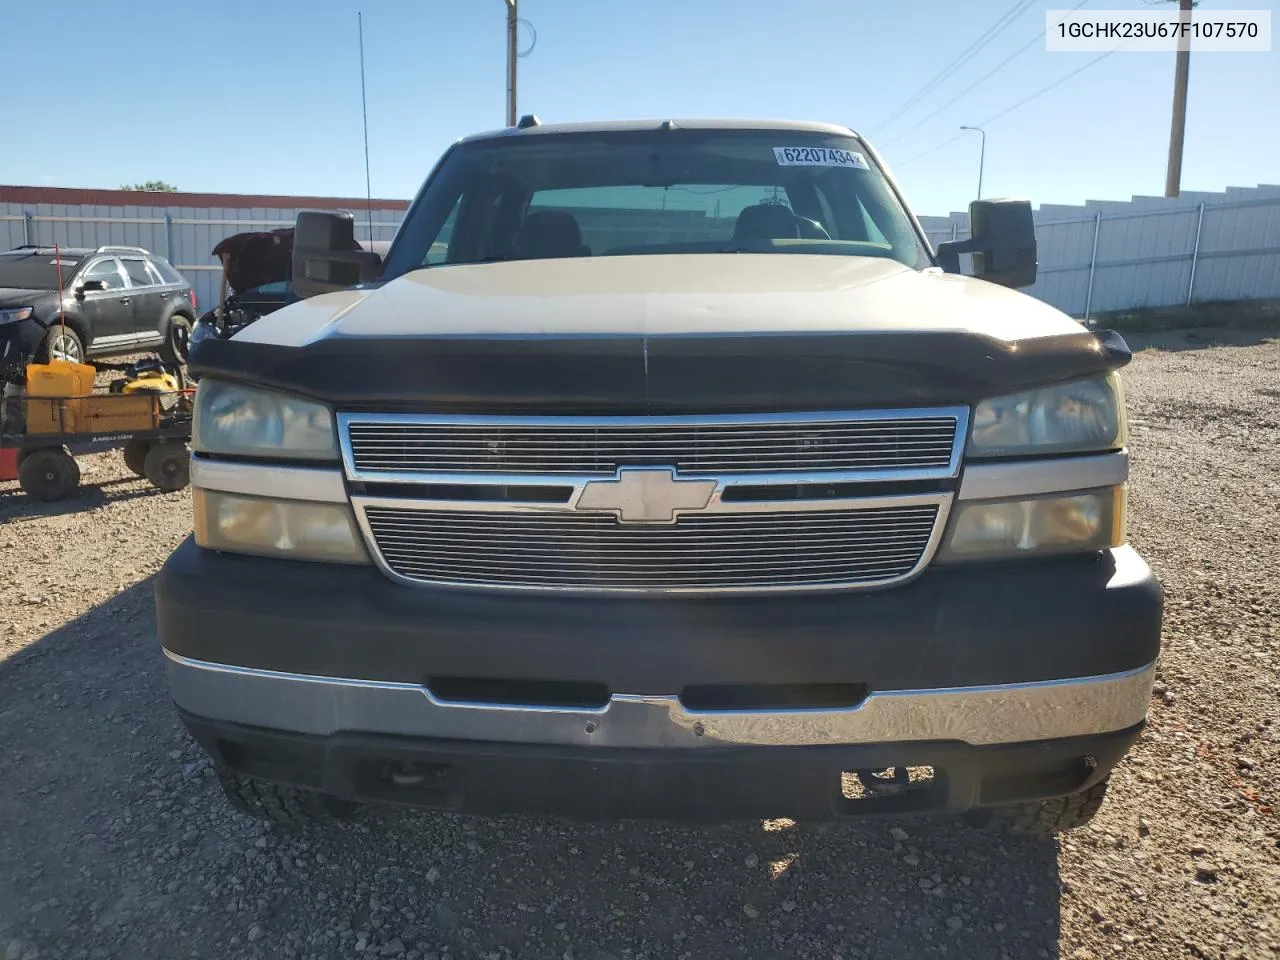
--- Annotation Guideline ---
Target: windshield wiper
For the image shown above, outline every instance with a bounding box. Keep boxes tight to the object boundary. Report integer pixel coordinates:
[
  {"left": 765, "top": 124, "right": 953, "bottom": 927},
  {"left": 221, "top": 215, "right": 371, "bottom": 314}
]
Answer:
[{"left": 423, "top": 255, "right": 514, "bottom": 268}]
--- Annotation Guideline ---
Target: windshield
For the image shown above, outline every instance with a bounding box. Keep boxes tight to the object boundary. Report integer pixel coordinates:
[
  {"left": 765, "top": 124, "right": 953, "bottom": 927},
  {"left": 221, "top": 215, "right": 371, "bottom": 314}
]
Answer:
[
  {"left": 0, "top": 251, "right": 83, "bottom": 290},
  {"left": 382, "top": 129, "right": 930, "bottom": 280}
]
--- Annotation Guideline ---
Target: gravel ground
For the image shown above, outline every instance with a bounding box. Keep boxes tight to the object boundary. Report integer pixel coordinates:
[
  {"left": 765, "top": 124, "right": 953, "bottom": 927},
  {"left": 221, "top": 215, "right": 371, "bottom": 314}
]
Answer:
[{"left": 1, "top": 329, "right": 1277, "bottom": 960}]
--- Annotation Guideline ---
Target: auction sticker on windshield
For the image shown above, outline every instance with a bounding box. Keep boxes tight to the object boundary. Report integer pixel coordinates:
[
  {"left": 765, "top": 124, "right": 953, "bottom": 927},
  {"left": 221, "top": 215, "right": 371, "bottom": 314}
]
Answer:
[{"left": 773, "top": 146, "right": 870, "bottom": 170}]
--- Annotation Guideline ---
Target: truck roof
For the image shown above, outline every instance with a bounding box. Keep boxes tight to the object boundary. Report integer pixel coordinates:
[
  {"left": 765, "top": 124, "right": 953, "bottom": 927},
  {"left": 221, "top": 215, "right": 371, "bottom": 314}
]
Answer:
[{"left": 458, "top": 118, "right": 862, "bottom": 144}]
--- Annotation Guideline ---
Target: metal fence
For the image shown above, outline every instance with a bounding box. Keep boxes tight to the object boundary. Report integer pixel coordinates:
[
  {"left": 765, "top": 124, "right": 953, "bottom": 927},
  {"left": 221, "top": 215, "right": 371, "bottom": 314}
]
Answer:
[
  {"left": 6, "top": 184, "right": 1280, "bottom": 321},
  {"left": 918, "top": 186, "right": 1280, "bottom": 318},
  {"left": 1, "top": 202, "right": 404, "bottom": 315}
]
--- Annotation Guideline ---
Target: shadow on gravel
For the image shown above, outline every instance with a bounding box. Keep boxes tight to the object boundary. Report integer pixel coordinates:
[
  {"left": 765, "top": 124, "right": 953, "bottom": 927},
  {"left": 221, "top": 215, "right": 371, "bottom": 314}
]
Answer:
[
  {"left": 0, "top": 477, "right": 162, "bottom": 520},
  {"left": 0, "top": 582, "right": 1063, "bottom": 960}
]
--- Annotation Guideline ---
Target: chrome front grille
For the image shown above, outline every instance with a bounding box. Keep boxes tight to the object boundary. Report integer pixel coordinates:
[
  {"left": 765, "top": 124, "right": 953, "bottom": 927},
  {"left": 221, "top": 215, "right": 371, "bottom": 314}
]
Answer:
[
  {"left": 344, "top": 413, "right": 961, "bottom": 476},
  {"left": 341, "top": 408, "right": 966, "bottom": 594},
  {"left": 361, "top": 503, "right": 942, "bottom": 592}
]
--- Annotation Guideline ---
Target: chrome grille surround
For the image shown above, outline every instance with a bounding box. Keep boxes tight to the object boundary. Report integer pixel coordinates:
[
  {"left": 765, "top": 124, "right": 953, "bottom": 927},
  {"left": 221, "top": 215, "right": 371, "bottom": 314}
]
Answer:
[{"left": 339, "top": 408, "right": 968, "bottom": 595}]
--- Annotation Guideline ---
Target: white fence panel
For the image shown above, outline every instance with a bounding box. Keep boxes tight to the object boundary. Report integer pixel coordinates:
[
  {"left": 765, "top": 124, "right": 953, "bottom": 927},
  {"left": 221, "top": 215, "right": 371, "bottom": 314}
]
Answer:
[{"left": 4, "top": 183, "right": 1279, "bottom": 320}]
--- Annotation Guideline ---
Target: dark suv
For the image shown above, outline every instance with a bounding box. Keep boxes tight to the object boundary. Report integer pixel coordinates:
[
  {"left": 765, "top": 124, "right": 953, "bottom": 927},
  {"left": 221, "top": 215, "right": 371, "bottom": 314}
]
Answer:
[{"left": 0, "top": 245, "right": 196, "bottom": 374}]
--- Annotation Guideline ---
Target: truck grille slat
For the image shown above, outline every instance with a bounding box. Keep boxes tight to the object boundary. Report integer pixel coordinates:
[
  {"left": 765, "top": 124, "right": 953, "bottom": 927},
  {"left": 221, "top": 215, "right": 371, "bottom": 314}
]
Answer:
[
  {"left": 346, "top": 416, "right": 959, "bottom": 475},
  {"left": 362, "top": 505, "right": 939, "bottom": 591}
]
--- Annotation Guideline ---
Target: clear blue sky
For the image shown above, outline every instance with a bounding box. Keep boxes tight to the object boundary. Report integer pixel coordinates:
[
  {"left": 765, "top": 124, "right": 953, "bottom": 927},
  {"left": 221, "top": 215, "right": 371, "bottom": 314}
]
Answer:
[{"left": 6, "top": 0, "right": 1276, "bottom": 216}]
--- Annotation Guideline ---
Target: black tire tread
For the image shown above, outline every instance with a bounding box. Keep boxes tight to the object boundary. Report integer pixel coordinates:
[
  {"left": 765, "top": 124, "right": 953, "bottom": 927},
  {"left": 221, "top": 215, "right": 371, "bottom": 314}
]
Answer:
[
  {"left": 160, "top": 314, "right": 193, "bottom": 366},
  {"left": 989, "top": 777, "right": 1110, "bottom": 836},
  {"left": 18, "top": 447, "right": 80, "bottom": 501},
  {"left": 215, "top": 766, "right": 356, "bottom": 826},
  {"left": 143, "top": 441, "right": 189, "bottom": 492},
  {"left": 122, "top": 438, "right": 150, "bottom": 477},
  {"left": 38, "top": 324, "right": 85, "bottom": 364}
]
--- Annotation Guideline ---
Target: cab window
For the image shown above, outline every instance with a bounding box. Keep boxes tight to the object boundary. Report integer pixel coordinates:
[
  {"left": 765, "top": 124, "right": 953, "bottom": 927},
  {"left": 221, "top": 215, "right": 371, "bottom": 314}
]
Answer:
[{"left": 83, "top": 259, "right": 127, "bottom": 291}]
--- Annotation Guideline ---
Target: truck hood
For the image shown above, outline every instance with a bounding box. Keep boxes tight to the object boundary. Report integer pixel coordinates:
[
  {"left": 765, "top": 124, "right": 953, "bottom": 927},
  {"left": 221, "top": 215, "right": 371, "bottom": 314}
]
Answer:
[
  {"left": 193, "top": 255, "right": 1129, "bottom": 414},
  {"left": 235, "top": 254, "right": 1081, "bottom": 346}
]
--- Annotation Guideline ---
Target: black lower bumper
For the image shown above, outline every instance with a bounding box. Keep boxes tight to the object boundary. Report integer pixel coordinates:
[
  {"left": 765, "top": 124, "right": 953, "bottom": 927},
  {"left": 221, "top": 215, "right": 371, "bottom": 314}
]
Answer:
[
  {"left": 185, "top": 710, "right": 1143, "bottom": 822},
  {"left": 156, "top": 540, "right": 1162, "bottom": 693}
]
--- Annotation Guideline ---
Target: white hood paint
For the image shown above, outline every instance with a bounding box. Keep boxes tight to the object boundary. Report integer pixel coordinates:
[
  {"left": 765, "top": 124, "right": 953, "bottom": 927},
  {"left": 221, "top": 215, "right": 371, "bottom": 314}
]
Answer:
[{"left": 235, "top": 255, "right": 1083, "bottom": 348}]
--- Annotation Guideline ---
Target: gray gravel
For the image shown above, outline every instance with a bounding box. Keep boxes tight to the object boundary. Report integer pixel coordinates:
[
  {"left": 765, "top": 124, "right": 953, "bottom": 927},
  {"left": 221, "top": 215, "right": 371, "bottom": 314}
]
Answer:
[{"left": 1, "top": 328, "right": 1278, "bottom": 959}]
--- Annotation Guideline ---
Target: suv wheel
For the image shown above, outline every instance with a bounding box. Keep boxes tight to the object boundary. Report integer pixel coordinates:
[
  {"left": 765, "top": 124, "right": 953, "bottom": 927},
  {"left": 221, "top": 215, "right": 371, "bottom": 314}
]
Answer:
[
  {"left": 41, "top": 326, "right": 85, "bottom": 364},
  {"left": 970, "top": 776, "right": 1110, "bottom": 837},
  {"left": 215, "top": 766, "right": 359, "bottom": 826},
  {"left": 160, "top": 315, "right": 192, "bottom": 366}
]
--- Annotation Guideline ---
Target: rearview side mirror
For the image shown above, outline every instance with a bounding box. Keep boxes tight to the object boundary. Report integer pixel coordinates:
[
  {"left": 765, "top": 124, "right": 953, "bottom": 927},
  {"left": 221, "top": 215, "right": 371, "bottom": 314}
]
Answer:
[
  {"left": 76, "top": 279, "right": 108, "bottom": 296},
  {"left": 291, "top": 210, "right": 383, "bottom": 300},
  {"left": 935, "top": 198, "right": 1037, "bottom": 289}
]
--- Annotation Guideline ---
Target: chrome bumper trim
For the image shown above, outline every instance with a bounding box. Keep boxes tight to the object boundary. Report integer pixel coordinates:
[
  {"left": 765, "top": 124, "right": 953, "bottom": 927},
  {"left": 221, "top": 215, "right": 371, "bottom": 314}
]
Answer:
[
  {"left": 958, "top": 450, "right": 1129, "bottom": 501},
  {"left": 190, "top": 456, "right": 348, "bottom": 503},
  {"left": 165, "top": 651, "right": 1155, "bottom": 749}
]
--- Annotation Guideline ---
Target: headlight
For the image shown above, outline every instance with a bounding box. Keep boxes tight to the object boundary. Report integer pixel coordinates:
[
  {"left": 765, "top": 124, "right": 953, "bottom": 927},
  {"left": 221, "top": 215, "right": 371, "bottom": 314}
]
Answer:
[
  {"left": 0, "top": 307, "right": 34, "bottom": 325},
  {"left": 970, "top": 374, "right": 1124, "bottom": 457},
  {"left": 193, "top": 489, "right": 367, "bottom": 563},
  {"left": 939, "top": 486, "right": 1126, "bottom": 561},
  {"left": 193, "top": 379, "right": 337, "bottom": 460}
]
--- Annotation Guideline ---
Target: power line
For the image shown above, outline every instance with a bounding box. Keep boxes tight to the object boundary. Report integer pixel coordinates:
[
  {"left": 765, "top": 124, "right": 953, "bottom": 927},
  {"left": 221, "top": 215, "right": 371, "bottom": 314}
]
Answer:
[
  {"left": 892, "top": 48, "right": 1118, "bottom": 169},
  {"left": 882, "top": 0, "right": 1094, "bottom": 149},
  {"left": 868, "top": 0, "right": 1036, "bottom": 134},
  {"left": 973, "top": 48, "right": 1117, "bottom": 127},
  {"left": 894, "top": 132, "right": 968, "bottom": 169}
]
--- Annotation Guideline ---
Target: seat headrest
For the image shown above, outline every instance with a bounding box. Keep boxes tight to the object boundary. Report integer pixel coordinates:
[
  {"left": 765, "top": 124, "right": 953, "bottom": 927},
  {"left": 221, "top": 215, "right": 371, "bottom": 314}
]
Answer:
[
  {"left": 516, "top": 211, "right": 587, "bottom": 259},
  {"left": 733, "top": 204, "right": 801, "bottom": 242}
]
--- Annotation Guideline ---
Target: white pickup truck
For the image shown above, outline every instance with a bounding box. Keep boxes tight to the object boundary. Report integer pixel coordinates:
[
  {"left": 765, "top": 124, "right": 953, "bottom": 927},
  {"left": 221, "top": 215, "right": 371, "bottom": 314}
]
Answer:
[{"left": 157, "top": 118, "right": 1162, "bottom": 833}]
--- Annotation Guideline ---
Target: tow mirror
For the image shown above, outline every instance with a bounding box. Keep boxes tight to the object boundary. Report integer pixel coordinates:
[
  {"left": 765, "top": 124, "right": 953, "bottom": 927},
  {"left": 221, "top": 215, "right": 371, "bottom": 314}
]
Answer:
[
  {"left": 935, "top": 198, "right": 1037, "bottom": 289},
  {"left": 292, "top": 210, "right": 383, "bottom": 299}
]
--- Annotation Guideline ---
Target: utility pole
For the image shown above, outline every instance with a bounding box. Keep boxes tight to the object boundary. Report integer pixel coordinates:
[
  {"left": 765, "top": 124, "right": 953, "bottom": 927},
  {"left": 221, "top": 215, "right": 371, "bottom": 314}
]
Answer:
[
  {"left": 1164, "top": 0, "right": 1194, "bottom": 197},
  {"left": 505, "top": 0, "right": 518, "bottom": 126},
  {"left": 357, "top": 12, "right": 374, "bottom": 242},
  {"left": 960, "top": 126, "right": 986, "bottom": 200}
]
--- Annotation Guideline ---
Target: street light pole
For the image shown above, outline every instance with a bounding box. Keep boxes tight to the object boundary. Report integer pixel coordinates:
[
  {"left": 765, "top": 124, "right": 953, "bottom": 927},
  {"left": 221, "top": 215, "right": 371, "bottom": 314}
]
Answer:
[
  {"left": 960, "top": 126, "right": 985, "bottom": 200},
  {"left": 505, "top": 0, "right": 517, "bottom": 126}
]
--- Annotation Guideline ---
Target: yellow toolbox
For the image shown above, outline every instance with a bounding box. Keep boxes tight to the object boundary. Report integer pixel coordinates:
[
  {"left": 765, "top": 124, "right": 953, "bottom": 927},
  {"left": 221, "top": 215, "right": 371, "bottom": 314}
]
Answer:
[
  {"left": 23, "top": 360, "right": 158, "bottom": 435},
  {"left": 24, "top": 360, "right": 97, "bottom": 435}
]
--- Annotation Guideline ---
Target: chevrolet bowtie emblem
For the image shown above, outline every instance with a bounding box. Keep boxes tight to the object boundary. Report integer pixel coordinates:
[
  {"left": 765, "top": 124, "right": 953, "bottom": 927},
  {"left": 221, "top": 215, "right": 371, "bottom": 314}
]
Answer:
[{"left": 575, "top": 468, "right": 717, "bottom": 524}]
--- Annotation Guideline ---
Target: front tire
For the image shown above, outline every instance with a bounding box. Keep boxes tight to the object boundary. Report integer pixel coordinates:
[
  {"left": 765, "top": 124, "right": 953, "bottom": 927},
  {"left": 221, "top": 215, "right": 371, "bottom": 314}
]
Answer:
[
  {"left": 40, "top": 326, "right": 85, "bottom": 365},
  {"left": 160, "top": 315, "right": 192, "bottom": 366},
  {"left": 215, "top": 766, "right": 359, "bottom": 826}
]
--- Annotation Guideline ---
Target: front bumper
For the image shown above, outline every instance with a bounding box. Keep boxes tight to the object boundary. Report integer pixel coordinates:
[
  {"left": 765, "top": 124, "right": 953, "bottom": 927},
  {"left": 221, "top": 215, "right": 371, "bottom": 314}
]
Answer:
[
  {"left": 166, "top": 649, "right": 1154, "bottom": 750},
  {"left": 157, "top": 540, "right": 1161, "bottom": 820},
  {"left": 157, "top": 538, "right": 1161, "bottom": 692},
  {"left": 183, "top": 711, "right": 1145, "bottom": 822}
]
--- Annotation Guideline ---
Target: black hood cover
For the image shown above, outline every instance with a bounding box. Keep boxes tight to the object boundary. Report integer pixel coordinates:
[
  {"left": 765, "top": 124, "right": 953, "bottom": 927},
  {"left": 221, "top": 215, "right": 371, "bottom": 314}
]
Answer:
[{"left": 189, "top": 328, "right": 1131, "bottom": 414}]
